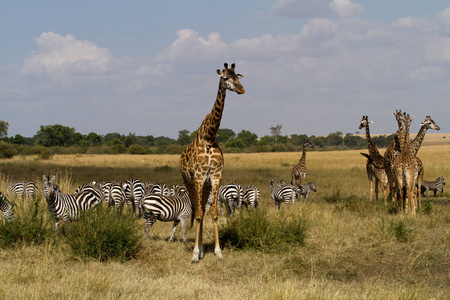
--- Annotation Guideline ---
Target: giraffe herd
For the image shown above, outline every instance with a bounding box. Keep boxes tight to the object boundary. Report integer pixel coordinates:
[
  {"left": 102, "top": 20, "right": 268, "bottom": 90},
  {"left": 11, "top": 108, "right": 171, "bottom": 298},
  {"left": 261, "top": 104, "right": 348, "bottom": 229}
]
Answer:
[{"left": 359, "top": 111, "right": 440, "bottom": 215}]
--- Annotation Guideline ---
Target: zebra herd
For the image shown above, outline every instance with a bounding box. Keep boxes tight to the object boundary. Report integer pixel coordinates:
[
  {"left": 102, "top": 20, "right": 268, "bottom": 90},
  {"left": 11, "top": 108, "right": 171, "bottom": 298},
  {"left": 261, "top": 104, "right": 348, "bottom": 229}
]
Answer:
[{"left": 269, "top": 179, "right": 317, "bottom": 209}]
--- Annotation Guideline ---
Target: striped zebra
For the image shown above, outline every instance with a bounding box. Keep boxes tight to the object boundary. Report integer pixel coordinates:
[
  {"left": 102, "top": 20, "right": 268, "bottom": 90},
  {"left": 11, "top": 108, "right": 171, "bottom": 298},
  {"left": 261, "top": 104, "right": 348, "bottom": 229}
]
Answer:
[
  {"left": 206, "top": 183, "right": 243, "bottom": 216},
  {"left": 6, "top": 181, "right": 39, "bottom": 199},
  {"left": 144, "top": 182, "right": 170, "bottom": 196},
  {"left": 0, "top": 191, "right": 14, "bottom": 222},
  {"left": 100, "top": 181, "right": 128, "bottom": 212},
  {"left": 297, "top": 182, "right": 316, "bottom": 200},
  {"left": 123, "top": 179, "right": 145, "bottom": 216},
  {"left": 75, "top": 183, "right": 103, "bottom": 204},
  {"left": 241, "top": 185, "right": 260, "bottom": 210},
  {"left": 421, "top": 176, "right": 445, "bottom": 197},
  {"left": 269, "top": 179, "right": 300, "bottom": 210},
  {"left": 43, "top": 175, "right": 101, "bottom": 232},
  {"left": 142, "top": 185, "right": 192, "bottom": 243}
]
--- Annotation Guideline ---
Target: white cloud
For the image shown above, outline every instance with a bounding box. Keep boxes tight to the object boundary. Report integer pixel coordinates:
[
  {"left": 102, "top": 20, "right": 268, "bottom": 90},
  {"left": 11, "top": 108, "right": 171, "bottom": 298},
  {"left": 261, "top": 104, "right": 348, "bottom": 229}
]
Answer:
[
  {"left": 22, "top": 32, "right": 112, "bottom": 75},
  {"left": 270, "top": 0, "right": 363, "bottom": 19}
]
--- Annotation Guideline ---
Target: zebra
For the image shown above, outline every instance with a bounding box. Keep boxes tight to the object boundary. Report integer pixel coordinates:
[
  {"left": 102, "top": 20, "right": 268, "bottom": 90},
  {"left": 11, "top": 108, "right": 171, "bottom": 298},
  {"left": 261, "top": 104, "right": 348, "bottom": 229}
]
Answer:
[
  {"left": 6, "top": 180, "right": 39, "bottom": 199},
  {"left": 269, "top": 179, "right": 301, "bottom": 210},
  {"left": 75, "top": 183, "right": 103, "bottom": 204},
  {"left": 123, "top": 179, "right": 145, "bottom": 216},
  {"left": 42, "top": 175, "right": 101, "bottom": 232},
  {"left": 141, "top": 185, "right": 192, "bottom": 244},
  {"left": 145, "top": 182, "right": 170, "bottom": 196},
  {"left": 100, "top": 181, "right": 128, "bottom": 212},
  {"left": 206, "top": 183, "right": 243, "bottom": 216},
  {"left": 297, "top": 182, "right": 317, "bottom": 200},
  {"left": 0, "top": 191, "right": 14, "bottom": 222},
  {"left": 421, "top": 176, "right": 445, "bottom": 197},
  {"left": 241, "top": 185, "right": 260, "bottom": 210}
]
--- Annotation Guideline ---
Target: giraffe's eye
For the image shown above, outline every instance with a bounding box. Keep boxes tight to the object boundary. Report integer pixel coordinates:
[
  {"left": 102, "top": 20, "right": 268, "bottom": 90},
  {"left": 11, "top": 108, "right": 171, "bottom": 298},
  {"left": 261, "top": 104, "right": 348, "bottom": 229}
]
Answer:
[{"left": 223, "top": 76, "right": 229, "bottom": 81}]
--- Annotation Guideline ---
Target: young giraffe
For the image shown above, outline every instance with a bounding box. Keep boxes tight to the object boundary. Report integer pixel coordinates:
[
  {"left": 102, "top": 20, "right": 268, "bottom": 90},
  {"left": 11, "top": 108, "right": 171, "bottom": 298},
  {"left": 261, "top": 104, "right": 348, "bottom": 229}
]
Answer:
[
  {"left": 358, "top": 116, "right": 388, "bottom": 205},
  {"left": 180, "top": 63, "right": 245, "bottom": 263},
  {"left": 291, "top": 141, "right": 314, "bottom": 185},
  {"left": 393, "top": 113, "right": 419, "bottom": 214},
  {"left": 384, "top": 110, "right": 404, "bottom": 202}
]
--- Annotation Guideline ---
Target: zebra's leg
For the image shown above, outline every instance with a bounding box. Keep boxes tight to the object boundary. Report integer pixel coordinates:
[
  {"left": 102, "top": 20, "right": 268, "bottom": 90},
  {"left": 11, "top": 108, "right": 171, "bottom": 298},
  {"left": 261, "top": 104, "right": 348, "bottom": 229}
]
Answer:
[
  {"left": 144, "top": 216, "right": 157, "bottom": 241},
  {"left": 169, "top": 220, "right": 180, "bottom": 242}
]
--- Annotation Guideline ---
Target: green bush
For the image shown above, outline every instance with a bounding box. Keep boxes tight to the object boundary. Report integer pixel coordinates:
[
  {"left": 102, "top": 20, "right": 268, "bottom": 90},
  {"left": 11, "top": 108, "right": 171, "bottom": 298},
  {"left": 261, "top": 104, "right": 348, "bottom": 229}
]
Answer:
[
  {"left": 38, "top": 149, "right": 53, "bottom": 160},
  {"left": 66, "top": 207, "right": 142, "bottom": 261},
  {"left": 219, "top": 209, "right": 307, "bottom": 252},
  {"left": 0, "top": 198, "right": 50, "bottom": 248},
  {"left": 0, "top": 141, "right": 17, "bottom": 159}
]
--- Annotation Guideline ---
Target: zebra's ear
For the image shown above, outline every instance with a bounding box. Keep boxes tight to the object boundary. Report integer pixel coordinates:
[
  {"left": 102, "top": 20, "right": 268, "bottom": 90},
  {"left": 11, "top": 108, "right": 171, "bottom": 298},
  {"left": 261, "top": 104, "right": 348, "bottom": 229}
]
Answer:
[
  {"left": 43, "top": 175, "right": 47, "bottom": 182},
  {"left": 51, "top": 176, "right": 56, "bottom": 183}
]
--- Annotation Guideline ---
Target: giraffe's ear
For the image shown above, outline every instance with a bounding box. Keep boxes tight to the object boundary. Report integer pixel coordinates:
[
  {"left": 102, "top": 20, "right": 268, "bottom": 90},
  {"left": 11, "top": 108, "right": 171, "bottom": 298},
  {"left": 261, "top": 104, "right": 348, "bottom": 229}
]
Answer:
[
  {"left": 410, "top": 116, "right": 415, "bottom": 121},
  {"left": 217, "top": 69, "right": 223, "bottom": 77},
  {"left": 368, "top": 121, "right": 373, "bottom": 124},
  {"left": 236, "top": 73, "right": 243, "bottom": 79}
]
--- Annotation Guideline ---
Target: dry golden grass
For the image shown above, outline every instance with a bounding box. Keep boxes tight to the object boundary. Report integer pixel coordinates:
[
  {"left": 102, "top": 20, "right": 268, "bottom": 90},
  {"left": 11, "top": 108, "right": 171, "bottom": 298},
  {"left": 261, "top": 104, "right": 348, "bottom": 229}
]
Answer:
[{"left": 0, "top": 145, "right": 449, "bottom": 299}]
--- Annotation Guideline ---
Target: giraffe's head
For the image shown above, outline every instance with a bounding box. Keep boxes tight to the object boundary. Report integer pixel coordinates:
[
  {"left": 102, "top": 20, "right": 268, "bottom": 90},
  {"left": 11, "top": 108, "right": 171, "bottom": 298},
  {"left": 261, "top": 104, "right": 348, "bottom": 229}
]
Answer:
[
  {"left": 393, "top": 110, "right": 404, "bottom": 129},
  {"left": 420, "top": 116, "right": 440, "bottom": 131},
  {"left": 402, "top": 113, "right": 414, "bottom": 128},
  {"left": 217, "top": 63, "right": 245, "bottom": 94},
  {"left": 359, "top": 116, "right": 372, "bottom": 129},
  {"left": 303, "top": 141, "right": 314, "bottom": 149}
]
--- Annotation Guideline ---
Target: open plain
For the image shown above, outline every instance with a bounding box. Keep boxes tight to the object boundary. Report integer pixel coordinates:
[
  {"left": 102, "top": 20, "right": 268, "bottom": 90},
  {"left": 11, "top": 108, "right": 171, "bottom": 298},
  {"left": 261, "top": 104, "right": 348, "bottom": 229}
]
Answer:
[{"left": 0, "top": 144, "right": 449, "bottom": 299}]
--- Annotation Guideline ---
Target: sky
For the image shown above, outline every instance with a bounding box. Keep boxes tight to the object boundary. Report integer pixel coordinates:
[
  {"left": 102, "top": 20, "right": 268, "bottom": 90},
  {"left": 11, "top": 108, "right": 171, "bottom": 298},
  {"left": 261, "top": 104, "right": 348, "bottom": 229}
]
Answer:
[{"left": 1, "top": 0, "right": 449, "bottom": 139}]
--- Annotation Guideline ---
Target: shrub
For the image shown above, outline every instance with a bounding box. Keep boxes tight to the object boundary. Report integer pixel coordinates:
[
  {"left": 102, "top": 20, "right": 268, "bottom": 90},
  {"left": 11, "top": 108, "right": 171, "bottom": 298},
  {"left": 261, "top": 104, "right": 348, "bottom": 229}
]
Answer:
[
  {"left": 66, "top": 207, "right": 142, "bottom": 261},
  {"left": 0, "top": 141, "right": 17, "bottom": 159},
  {"left": 390, "top": 220, "right": 414, "bottom": 243},
  {"left": 38, "top": 149, "right": 52, "bottom": 160},
  {"left": 0, "top": 198, "right": 50, "bottom": 248},
  {"left": 219, "top": 209, "right": 307, "bottom": 252}
]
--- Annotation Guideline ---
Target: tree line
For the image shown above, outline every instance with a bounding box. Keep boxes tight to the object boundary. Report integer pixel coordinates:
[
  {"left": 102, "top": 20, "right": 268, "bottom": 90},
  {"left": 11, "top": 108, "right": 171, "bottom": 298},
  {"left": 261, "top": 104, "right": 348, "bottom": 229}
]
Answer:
[{"left": 0, "top": 121, "right": 395, "bottom": 158}]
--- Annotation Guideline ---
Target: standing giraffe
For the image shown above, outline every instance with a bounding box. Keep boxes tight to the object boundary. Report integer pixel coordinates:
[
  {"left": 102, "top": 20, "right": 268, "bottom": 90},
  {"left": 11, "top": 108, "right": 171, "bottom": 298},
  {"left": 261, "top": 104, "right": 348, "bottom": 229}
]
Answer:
[
  {"left": 180, "top": 63, "right": 245, "bottom": 263},
  {"left": 393, "top": 113, "right": 420, "bottom": 214},
  {"left": 291, "top": 141, "right": 314, "bottom": 185},
  {"left": 358, "top": 116, "right": 388, "bottom": 205},
  {"left": 384, "top": 110, "right": 405, "bottom": 202}
]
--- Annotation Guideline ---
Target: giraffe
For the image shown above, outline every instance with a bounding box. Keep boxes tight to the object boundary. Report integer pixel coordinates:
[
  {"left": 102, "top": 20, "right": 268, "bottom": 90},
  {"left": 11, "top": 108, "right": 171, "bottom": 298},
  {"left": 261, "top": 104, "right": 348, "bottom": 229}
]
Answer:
[
  {"left": 409, "top": 116, "right": 440, "bottom": 208},
  {"left": 291, "top": 141, "right": 314, "bottom": 185},
  {"left": 358, "top": 116, "right": 388, "bottom": 205},
  {"left": 393, "top": 113, "right": 419, "bottom": 214},
  {"left": 179, "top": 63, "right": 245, "bottom": 263},
  {"left": 384, "top": 110, "right": 405, "bottom": 202}
]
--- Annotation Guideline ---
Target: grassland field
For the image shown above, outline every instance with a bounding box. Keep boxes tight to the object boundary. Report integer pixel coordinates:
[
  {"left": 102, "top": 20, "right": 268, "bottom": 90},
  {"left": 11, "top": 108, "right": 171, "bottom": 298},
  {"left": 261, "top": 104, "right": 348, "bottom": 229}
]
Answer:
[{"left": 0, "top": 144, "right": 449, "bottom": 299}]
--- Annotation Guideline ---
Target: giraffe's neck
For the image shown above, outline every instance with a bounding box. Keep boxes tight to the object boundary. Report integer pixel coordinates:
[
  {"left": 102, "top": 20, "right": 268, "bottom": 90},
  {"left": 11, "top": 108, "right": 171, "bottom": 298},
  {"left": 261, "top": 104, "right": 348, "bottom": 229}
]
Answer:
[
  {"left": 299, "top": 147, "right": 307, "bottom": 165},
  {"left": 410, "top": 125, "right": 427, "bottom": 155},
  {"left": 364, "top": 124, "right": 383, "bottom": 161},
  {"left": 197, "top": 83, "right": 226, "bottom": 143}
]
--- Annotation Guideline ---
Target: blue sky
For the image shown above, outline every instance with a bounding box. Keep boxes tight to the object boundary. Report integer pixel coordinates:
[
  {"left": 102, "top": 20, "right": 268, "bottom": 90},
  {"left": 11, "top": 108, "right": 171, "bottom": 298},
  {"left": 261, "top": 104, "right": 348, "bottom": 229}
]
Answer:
[{"left": 1, "top": 0, "right": 449, "bottom": 139}]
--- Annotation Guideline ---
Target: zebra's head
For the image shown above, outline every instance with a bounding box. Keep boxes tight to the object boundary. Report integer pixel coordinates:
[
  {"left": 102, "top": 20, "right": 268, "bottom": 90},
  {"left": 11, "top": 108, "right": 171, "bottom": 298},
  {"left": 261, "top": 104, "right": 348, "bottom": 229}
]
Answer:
[
  {"left": 420, "top": 116, "right": 440, "bottom": 131},
  {"left": 42, "top": 175, "right": 58, "bottom": 198},
  {"left": 308, "top": 182, "right": 317, "bottom": 192},
  {"left": 359, "top": 116, "right": 372, "bottom": 129},
  {"left": 217, "top": 63, "right": 245, "bottom": 95}
]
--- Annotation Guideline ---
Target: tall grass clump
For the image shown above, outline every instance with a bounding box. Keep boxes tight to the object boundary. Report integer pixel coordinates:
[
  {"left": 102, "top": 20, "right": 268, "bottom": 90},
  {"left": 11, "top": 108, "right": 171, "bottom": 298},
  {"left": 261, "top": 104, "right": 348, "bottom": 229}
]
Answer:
[
  {"left": 219, "top": 209, "right": 307, "bottom": 252},
  {"left": 0, "top": 197, "right": 50, "bottom": 248},
  {"left": 65, "top": 207, "right": 142, "bottom": 262}
]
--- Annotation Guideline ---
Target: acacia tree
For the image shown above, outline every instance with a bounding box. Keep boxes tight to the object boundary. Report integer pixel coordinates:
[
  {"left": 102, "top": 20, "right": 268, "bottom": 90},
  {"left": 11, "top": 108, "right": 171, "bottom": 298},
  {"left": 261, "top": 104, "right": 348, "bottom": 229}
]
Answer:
[
  {"left": 0, "top": 120, "right": 9, "bottom": 139},
  {"left": 270, "top": 125, "right": 282, "bottom": 145}
]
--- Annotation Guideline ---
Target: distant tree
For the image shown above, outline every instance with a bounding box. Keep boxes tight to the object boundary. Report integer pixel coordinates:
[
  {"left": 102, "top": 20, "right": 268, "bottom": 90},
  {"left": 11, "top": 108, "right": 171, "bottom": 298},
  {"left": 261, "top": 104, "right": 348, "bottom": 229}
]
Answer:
[
  {"left": 104, "top": 132, "right": 122, "bottom": 143},
  {"left": 154, "top": 136, "right": 176, "bottom": 146},
  {"left": 34, "top": 124, "right": 76, "bottom": 147},
  {"left": 9, "top": 134, "right": 26, "bottom": 145},
  {"left": 177, "top": 130, "right": 192, "bottom": 145},
  {"left": 326, "top": 131, "right": 343, "bottom": 146},
  {"left": 86, "top": 132, "right": 102, "bottom": 146},
  {"left": 343, "top": 133, "right": 365, "bottom": 148},
  {"left": 0, "top": 120, "right": 9, "bottom": 139},
  {"left": 270, "top": 125, "right": 282, "bottom": 145},
  {"left": 258, "top": 135, "right": 273, "bottom": 146},
  {"left": 216, "top": 128, "right": 236, "bottom": 143},
  {"left": 123, "top": 133, "right": 138, "bottom": 147},
  {"left": 235, "top": 130, "right": 258, "bottom": 147},
  {"left": 289, "top": 134, "right": 309, "bottom": 146}
]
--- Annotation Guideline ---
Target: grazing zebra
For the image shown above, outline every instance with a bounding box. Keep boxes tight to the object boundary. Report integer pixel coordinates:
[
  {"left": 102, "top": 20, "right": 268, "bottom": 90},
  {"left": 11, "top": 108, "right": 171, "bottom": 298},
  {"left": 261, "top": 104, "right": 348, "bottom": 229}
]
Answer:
[
  {"left": 206, "top": 183, "right": 243, "bottom": 216},
  {"left": 145, "top": 182, "right": 170, "bottom": 196},
  {"left": 101, "top": 182, "right": 128, "bottom": 212},
  {"left": 6, "top": 181, "right": 39, "bottom": 199},
  {"left": 123, "top": 179, "right": 145, "bottom": 216},
  {"left": 421, "top": 177, "right": 445, "bottom": 197},
  {"left": 142, "top": 185, "right": 192, "bottom": 243},
  {"left": 269, "top": 179, "right": 300, "bottom": 210},
  {"left": 75, "top": 183, "right": 103, "bottom": 204},
  {"left": 297, "top": 182, "right": 317, "bottom": 200},
  {"left": 42, "top": 175, "right": 101, "bottom": 232},
  {"left": 0, "top": 191, "right": 14, "bottom": 222},
  {"left": 241, "top": 185, "right": 260, "bottom": 210}
]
